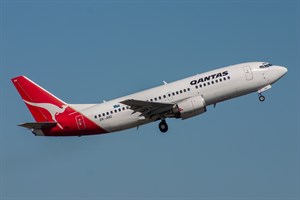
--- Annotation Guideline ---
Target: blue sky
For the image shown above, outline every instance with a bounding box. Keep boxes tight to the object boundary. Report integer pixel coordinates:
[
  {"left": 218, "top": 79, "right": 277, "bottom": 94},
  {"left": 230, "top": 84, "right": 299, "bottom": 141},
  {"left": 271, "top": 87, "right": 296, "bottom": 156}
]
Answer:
[{"left": 1, "top": 1, "right": 299, "bottom": 200}]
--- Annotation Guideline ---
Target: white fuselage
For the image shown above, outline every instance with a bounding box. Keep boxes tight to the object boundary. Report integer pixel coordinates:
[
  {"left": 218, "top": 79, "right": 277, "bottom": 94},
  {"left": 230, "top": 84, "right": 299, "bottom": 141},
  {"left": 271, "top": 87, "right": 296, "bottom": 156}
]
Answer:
[{"left": 69, "top": 62, "right": 287, "bottom": 133}]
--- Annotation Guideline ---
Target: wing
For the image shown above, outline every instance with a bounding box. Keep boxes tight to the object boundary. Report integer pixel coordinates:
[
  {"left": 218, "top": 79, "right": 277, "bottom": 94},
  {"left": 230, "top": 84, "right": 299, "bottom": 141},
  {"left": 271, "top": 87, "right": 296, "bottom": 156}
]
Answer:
[
  {"left": 18, "top": 122, "right": 57, "bottom": 129},
  {"left": 120, "top": 99, "right": 174, "bottom": 119}
]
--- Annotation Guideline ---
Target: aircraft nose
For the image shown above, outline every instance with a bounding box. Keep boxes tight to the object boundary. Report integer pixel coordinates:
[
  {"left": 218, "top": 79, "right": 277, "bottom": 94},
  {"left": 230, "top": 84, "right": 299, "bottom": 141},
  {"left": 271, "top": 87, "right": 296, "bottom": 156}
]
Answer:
[
  {"left": 276, "top": 66, "right": 288, "bottom": 78},
  {"left": 265, "top": 65, "right": 287, "bottom": 84}
]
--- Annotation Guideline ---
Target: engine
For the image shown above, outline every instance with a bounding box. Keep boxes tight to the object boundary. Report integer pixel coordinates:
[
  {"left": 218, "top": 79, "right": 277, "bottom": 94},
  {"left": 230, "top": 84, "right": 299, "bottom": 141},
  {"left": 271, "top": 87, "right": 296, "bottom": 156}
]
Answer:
[{"left": 173, "top": 95, "right": 207, "bottom": 119}]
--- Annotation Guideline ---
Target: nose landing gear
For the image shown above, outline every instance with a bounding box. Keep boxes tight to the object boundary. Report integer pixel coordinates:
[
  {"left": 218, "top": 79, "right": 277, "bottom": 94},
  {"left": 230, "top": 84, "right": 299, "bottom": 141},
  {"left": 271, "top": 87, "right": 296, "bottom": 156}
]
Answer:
[
  {"left": 258, "top": 93, "right": 265, "bottom": 102},
  {"left": 257, "top": 85, "right": 271, "bottom": 102},
  {"left": 159, "top": 119, "right": 168, "bottom": 133}
]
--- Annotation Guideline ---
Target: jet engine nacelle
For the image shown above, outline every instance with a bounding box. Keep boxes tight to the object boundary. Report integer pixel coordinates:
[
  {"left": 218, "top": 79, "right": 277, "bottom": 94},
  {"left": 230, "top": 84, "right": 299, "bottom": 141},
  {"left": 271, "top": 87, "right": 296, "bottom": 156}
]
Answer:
[{"left": 173, "top": 95, "right": 207, "bottom": 119}]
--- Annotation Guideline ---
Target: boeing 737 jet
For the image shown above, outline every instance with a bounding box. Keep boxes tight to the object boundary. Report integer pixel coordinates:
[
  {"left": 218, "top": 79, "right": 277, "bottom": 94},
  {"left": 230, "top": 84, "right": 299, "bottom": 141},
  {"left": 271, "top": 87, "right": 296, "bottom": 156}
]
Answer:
[{"left": 12, "top": 62, "right": 287, "bottom": 136}]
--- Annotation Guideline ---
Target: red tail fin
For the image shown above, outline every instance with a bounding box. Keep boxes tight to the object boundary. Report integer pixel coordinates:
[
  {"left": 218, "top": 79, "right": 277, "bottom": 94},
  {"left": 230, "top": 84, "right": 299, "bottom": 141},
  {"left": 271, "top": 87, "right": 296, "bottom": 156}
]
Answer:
[{"left": 11, "top": 76, "right": 67, "bottom": 122}]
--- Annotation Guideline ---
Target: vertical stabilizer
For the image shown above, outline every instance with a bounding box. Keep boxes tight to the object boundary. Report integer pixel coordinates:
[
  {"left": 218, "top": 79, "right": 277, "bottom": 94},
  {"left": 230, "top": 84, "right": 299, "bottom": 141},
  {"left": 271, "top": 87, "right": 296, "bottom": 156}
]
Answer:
[{"left": 11, "top": 76, "right": 67, "bottom": 122}]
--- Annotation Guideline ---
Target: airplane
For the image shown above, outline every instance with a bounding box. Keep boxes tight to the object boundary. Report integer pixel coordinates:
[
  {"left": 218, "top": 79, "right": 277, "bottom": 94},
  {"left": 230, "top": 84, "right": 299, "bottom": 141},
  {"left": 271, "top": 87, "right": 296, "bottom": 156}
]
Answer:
[{"left": 11, "top": 62, "right": 287, "bottom": 136}]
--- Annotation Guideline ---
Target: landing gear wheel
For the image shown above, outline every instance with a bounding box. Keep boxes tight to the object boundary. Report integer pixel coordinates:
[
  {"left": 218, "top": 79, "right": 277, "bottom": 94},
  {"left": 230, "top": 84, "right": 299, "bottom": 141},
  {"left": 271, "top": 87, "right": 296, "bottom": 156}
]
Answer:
[
  {"left": 259, "top": 95, "right": 265, "bottom": 102},
  {"left": 159, "top": 120, "right": 168, "bottom": 133}
]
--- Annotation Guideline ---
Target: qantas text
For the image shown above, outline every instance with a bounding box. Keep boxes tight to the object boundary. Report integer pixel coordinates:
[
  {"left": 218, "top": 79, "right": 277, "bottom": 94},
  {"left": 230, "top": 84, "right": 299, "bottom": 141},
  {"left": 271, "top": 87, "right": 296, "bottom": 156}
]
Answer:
[{"left": 190, "top": 71, "right": 229, "bottom": 85}]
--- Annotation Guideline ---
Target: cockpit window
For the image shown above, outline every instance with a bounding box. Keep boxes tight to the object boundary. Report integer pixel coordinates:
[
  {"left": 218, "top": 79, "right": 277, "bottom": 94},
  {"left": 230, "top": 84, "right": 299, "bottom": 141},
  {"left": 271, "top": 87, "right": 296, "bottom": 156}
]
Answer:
[{"left": 260, "top": 63, "right": 273, "bottom": 68}]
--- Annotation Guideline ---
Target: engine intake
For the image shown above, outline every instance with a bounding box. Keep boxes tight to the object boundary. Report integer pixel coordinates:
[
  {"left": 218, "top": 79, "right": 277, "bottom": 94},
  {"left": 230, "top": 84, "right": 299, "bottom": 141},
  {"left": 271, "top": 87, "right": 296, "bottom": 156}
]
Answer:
[{"left": 173, "top": 95, "right": 207, "bottom": 119}]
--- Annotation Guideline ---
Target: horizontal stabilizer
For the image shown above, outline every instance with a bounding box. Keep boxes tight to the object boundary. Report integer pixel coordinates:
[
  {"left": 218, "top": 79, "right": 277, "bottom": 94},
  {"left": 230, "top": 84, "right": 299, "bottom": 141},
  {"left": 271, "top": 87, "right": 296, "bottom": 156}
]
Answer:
[{"left": 18, "top": 122, "right": 57, "bottom": 129}]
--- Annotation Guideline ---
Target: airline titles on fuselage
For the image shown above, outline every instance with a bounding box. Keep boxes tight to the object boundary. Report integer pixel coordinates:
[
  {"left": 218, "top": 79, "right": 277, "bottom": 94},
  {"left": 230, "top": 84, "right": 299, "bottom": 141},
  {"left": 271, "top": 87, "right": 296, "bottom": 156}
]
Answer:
[{"left": 190, "top": 71, "right": 229, "bottom": 85}]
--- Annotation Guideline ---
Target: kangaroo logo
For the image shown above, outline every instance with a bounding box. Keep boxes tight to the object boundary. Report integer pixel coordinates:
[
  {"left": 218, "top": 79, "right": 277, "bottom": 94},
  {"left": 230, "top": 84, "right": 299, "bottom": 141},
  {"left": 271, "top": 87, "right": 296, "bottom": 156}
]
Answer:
[{"left": 24, "top": 100, "right": 68, "bottom": 129}]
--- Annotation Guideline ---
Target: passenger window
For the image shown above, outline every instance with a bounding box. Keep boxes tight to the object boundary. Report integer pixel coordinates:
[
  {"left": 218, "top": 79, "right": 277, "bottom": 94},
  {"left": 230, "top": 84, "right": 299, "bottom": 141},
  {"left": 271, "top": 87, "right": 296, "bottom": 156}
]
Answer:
[
  {"left": 199, "top": 84, "right": 202, "bottom": 88},
  {"left": 219, "top": 79, "right": 222, "bottom": 82},
  {"left": 122, "top": 107, "right": 125, "bottom": 110},
  {"left": 154, "top": 97, "right": 157, "bottom": 101},
  {"left": 94, "top": 115, "right": 97, "bottom": 119},
  {"left": 203, "top": 83, "right": 206, "bottom": 86},
  {"left": 118, "top": 108, "right": 121, "bottom": 112},
  {"left": 195, "top": 85, "right": 198, "bottom": 89},
  {"left": 106, "top": 112, "right": 109, "bottom": 115},
  {"left": 176, "top": 91, "right": 179, "bottom": 95},
  {"left": 103, "top": 113, "right": 105, "bottom": 116},
  {"left": 223, "top": 77, "right": 226, "bottom": 81},
  {"left": 207, "top": 82, "right": 210, "bottom": 85},
  {"left": 216, "top": 80, "right": 218, "bottom": 83},
  {"left": 163, "top": 95, "right": 166, "bottom": 98},
  {"left": 98, "top": 114, "right": 101, "bottom": 117},
  {"left": 110, "top": 111, "right": 113, "bottom": 114},
  {"left": 212, "top": 81, "right": 214, "bottom": 84},
  {"left": 227, "top": 76, "right": 230, "bottom": 80},
  {"left": 172, "top": 92, "right": 175, "bottom": 96},
  {"left": 114, "top": 110, "right": 117, "bottom": 113},
  {"left": 159, "top": 96, "right": 162, "bottom": 100},
  {"left": 184, "top": 89, "right": 187, "bottom": 92},
  {"left": 187, "top": 88, "right": 190, "bottom": 91}
]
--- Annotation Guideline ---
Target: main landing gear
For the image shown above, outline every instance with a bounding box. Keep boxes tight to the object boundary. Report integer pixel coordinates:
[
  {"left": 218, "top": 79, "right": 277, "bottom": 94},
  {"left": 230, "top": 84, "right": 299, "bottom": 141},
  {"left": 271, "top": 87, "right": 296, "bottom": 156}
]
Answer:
[
  {"left": 159, "top": 119, "right": 168, "bottom": 133},
  {"left": 258, "top": 93, "right": 265, "bottom": 102}
]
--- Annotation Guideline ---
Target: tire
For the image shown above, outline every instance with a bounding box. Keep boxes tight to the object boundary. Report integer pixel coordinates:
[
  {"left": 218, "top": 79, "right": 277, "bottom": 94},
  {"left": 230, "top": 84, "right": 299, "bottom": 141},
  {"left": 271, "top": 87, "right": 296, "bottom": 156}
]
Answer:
[
  {"left": 159, "top": 121, "right": 168, "bottom": 133},
  {"left": 259, "top": 95, "right": 265, "bottom": 102}
]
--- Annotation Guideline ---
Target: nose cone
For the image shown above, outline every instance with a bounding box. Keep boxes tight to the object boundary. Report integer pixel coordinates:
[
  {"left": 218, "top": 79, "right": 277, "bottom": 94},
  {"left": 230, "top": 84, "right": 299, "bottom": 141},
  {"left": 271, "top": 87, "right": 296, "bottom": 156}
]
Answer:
[
  {"left": 276, "top": 66, "right": 288, "bottom": 78},
  {"left": 265, "top": 65, "right": 288, "bottom": 84}
]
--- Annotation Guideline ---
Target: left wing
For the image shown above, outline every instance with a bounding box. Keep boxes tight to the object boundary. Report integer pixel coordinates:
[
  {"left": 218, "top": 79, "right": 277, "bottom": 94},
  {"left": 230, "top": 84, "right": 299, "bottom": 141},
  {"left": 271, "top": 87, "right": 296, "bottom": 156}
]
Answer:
[{"left": 120, "top": 99, "right": 174, "bottom": 119}]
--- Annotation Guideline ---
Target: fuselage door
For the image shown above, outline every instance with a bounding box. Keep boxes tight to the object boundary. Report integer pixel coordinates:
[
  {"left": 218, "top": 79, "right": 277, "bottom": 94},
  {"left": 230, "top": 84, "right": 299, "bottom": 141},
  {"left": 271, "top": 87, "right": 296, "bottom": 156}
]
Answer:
[
  {"left": 243, "top": 66, "right": 253, "bottom": 80},
  {"left": 75, "top": 115, "right": 86, "bottom": 130}
]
